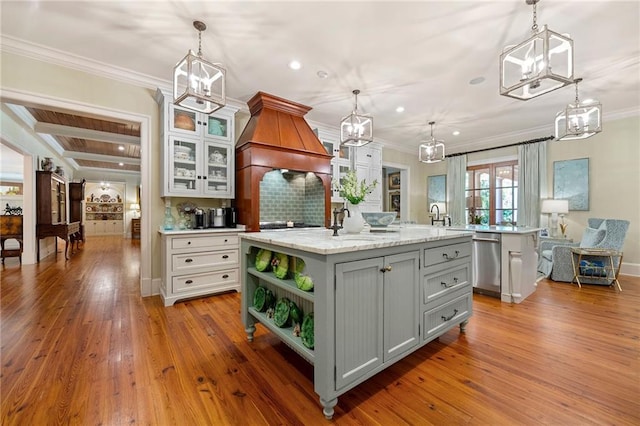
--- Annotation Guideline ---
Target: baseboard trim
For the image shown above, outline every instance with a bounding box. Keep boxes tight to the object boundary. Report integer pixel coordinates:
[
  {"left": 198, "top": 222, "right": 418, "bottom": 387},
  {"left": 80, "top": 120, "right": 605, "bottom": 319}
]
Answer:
[{"left": 620, "top": 262, "right": 639, "bottom": 277}]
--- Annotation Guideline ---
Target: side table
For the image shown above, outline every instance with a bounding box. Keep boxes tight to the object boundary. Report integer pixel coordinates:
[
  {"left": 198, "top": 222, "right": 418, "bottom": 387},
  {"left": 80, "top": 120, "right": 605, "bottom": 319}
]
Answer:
[
  {"left": 570, "top": 248, "right": 623, "bottom": 291},
  {"left": 132, "top": 218, "right": 141, "bottom": 239}
]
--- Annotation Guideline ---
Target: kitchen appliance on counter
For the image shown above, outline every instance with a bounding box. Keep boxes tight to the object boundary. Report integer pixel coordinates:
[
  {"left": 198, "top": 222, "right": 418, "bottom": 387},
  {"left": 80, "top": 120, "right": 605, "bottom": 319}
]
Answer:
[
  {"left": 472, "top": 232, "right": 501, "bottom": 298},
  {"left": 223, "top": 207, "right": 237, "bottom": 228},
  {"left": 194, "top": 208, "right": 205, "bottom": 229},
  {"left": 209, "top": 208, "right": 225, "bottom": 228}
]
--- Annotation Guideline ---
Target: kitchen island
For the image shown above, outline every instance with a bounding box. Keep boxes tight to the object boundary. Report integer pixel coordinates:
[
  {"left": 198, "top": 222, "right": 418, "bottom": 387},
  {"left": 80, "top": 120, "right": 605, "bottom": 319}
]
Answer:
[
  {"left": 240, "top": 226, "right": 473, "bottom": 419},
  {"left": 449, "top": 225, "right": 540, "bottom": 303}
]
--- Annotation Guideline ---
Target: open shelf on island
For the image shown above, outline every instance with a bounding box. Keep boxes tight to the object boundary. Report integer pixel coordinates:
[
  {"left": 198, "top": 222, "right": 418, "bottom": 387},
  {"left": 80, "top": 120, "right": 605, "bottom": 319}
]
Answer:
[
  {"left": 248, "top": 307, "right": 314, "bottom": 364},
  {"left": 247, "top": 267, "right": 315, "bottom": 302}
]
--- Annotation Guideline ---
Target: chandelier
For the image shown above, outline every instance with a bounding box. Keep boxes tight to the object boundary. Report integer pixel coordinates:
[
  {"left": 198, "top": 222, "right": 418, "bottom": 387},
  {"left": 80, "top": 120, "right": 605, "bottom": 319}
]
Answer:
[
  {"left": 173, "top": 21, "right": 226, "bottom": 114},
  {"left": 555, "top": 78, "right": 602, "bottom": 141},
  {"left": 500, "top": 0, "right": 574, "bottom": 100},
  {"left": 419, "top": 121, "right": 445, "bottom": 163},
  {"left": 340, "top": 89, "right": 373, "bottom": 147}
]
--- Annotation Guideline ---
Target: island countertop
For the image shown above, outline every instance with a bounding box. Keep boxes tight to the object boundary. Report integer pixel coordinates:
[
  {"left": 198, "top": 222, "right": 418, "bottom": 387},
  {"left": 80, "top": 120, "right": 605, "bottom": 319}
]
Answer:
[
  {"left": 447, "top": 225, "right": 541, "bottom": 234},
  {"left": 239, "top": 225, "right": 473, "bottom": 255}
]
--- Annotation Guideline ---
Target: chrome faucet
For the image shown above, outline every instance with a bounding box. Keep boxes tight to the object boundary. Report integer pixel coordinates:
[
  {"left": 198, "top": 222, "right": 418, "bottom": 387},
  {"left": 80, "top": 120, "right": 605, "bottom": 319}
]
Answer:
[
  {"left": 331, "top": 207, "right": 349, "bottom": 236},
  {"left": 430, "top": 204, "right": 446, "bottom": 226}
]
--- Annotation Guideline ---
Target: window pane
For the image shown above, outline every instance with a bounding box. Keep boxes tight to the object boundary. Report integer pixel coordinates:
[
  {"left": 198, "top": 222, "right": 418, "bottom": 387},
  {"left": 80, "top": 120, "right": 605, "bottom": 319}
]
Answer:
[
  {"left": 496, "top": 166, "right": 514, "bottom": 187},
  {"left": 496, "top": 188, "right": 514, "bottom": 208},
  {"left": 476, "top": 169, "right": 490, "bottom": 189},
  {"left": 496, "top": 209, "right": 515, "bottom": 225}
]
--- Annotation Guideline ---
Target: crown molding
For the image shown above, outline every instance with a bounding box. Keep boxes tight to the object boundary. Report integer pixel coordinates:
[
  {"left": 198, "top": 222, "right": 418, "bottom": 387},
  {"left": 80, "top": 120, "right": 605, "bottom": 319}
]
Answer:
[{"left": 0, "top": 35, "right": 249, "bottom": 113}]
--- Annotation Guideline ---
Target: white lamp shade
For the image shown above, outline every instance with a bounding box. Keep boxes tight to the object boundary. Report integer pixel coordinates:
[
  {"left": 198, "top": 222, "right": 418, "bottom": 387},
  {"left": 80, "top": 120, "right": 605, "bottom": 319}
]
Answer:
[
  {"left": 555, "top": 101, "right": 602, "bottom": 141},
  {"left": 130, "top": 203, "right": 140, "bottom": 211},
  {"left": 500, "top": 25, "right": 574, "bottom": 100},
  {"left": 174, "top": 49, "right": 226, "bottom": 114},
  {"left": 541, "top": 199, "right": 568, "bottom": 214}
]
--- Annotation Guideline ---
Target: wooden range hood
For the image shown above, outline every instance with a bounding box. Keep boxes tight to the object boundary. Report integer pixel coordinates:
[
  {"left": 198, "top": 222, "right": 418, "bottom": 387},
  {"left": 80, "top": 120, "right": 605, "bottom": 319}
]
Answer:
[{"left": 235, "top": 92, "right": 333, "bottom": 232}]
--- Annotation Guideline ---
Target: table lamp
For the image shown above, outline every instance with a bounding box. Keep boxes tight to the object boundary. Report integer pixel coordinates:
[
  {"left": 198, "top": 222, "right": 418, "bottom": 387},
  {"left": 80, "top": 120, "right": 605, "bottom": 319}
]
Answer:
[
  {"left": 541, "top": 199, "right": 568, "bottom": 238},
  {"left": 130, "top": 203, "right": 141, "bottom": 218}
]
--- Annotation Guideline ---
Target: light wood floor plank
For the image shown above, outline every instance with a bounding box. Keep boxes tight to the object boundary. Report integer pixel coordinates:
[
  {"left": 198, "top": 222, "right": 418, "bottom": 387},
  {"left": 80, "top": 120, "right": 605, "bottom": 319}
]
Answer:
[{"left": 1, "top": 236, "right": 638, "bottom": 425}]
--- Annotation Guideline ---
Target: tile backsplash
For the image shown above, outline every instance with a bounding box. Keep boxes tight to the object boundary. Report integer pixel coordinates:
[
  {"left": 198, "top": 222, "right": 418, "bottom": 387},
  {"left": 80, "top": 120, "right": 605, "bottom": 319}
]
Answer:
[{"left": 260, "top": 170, "right": 325, "bottom": 225}]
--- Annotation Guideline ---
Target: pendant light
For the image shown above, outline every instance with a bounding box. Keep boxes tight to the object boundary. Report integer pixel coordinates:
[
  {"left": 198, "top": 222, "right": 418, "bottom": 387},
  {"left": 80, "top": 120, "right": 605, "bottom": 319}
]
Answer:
[
  {"left": 340, "top": 89, "right": 373, "bottom": 147},
  {"left": 555, "top": 78, "right": 602, "bottom": 141},
  {"left": 173, "top": 20, "right": 226, "bottom": 114},
  {"left": 500, "top": 0, "right": 574, "bottom": 100},
  {"left": 419, "top": 121, "right": 445, "bottom": 164}
]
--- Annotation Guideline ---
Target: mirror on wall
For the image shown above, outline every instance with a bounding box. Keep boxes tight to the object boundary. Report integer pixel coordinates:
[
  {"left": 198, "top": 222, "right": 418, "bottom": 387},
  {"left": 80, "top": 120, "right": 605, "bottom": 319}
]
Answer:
[{"left": 427, "top": 175, "right": 446, "bottom": 206}]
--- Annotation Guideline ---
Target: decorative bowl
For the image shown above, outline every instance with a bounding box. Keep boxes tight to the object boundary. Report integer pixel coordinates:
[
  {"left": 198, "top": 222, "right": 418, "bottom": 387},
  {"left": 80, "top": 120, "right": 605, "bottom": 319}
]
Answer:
[{"left": 361, "top": 212, "right": 397, "bottom": 227}]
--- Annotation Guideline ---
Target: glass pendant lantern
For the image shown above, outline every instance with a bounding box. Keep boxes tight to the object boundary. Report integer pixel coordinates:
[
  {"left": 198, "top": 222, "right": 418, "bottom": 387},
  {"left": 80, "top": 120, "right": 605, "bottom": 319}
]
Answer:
[
  {"left": 419, "top": 121, "right": 445, "bottom": 164},
  {"left": 555, "top": 78, "right": 602, "bottom": 140},
  {"left": 340, "top": 89, "right": 373, "bottom": 147}
]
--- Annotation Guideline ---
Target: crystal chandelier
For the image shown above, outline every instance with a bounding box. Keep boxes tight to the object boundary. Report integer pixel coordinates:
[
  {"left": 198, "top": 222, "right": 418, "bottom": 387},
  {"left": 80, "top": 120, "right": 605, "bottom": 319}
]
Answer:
[
  {"left": 340, "top": 89, "right": 373, "bottom": 147},
  {"left": 500, "top": 0, "right": 574, "bottom": 100},
  {"left": 173, "top": 21, "right": 226, "bottom": 114},
  {"left": 555, "top": 78, "right": 602, "bottom": 141},
  {"left": 419, "top": 121, "right": 445, "bottom": 163}
]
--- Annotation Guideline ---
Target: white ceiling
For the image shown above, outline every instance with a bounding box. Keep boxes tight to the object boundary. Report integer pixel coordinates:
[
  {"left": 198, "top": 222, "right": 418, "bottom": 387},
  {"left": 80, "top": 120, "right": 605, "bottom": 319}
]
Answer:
[{"left": 1, "top": 0, "right": 639, "bottom": 155}]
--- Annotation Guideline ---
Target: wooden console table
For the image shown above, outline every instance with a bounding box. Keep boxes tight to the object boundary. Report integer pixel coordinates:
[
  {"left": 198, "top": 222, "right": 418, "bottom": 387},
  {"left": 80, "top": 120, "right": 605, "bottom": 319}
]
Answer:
[
  {"left": 1, "top": 215, "right": 23, "bottom": 264},
  {"left": 36, "top": 221, "right": 81, "bottom": 261}
]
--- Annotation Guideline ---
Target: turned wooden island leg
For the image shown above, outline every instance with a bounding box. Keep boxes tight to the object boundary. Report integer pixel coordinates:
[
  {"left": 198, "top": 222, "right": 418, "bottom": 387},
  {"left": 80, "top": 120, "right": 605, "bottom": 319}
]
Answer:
[
  {"left": 245, "top": 325, "right": 256, "bottom": 342},
  {"left": 460, "top": 319, "right": 469, "bottom": 333},
  {"left": 320, "top": 397, "right": 338, "bottom": 420}
]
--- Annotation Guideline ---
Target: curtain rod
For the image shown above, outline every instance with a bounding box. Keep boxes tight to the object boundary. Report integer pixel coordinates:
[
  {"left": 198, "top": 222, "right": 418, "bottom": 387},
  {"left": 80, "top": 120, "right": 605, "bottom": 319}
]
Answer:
[{"left": 446, "top": 135, "right": 555, "bottom": 158}]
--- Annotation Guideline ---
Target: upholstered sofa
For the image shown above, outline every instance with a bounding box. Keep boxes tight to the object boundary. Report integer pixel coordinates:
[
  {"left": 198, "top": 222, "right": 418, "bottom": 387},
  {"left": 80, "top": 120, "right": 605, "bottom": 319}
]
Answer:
[{"left": 537, "top": 218, "right": 629, "bottom": 284}]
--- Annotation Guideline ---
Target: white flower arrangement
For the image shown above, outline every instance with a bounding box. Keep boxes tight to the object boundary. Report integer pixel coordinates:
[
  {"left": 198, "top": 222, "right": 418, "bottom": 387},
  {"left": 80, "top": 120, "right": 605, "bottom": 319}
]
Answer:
[{"left": 335, "top": 170, "right": 377, "bottom": 205}]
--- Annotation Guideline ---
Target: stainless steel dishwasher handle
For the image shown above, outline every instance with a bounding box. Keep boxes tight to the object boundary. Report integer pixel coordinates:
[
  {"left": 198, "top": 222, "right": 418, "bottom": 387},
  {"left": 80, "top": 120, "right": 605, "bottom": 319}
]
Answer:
[{"left": 472, "top": 237, "right": 500, "bottom": 243}]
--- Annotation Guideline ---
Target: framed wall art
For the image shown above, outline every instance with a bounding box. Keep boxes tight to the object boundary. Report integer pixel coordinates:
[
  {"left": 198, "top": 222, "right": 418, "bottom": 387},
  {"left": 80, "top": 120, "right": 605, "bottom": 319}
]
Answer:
[
  {"left": 427, "top": 174, "right": 446, "bottom": 205},
  {"left": 553, "top": 158, "right": 589, "bottom": 211},
  {"left": 388, "top": 172, "right": 400, "bottom": 190},
  {"left": 389, "top": 192, "right": 401, "bottom": 218}
]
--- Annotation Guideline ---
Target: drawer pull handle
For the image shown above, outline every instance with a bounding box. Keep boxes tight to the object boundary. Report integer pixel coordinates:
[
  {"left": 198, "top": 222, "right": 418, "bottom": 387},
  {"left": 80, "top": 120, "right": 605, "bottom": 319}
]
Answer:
[
  {"left": 442, "top": 250, "right": 459, "bottom": 261},
  {"left": 222, "top": 255, "right": 229, "bottom": 259},
  {"left": 185, "top": 279, "right": 193, "bottom": 285},
  {"left": 222, "top": 274, "right": 229, "bottom": 279},
  {"left": 440, "top": 277, "right": 459, "bottom": 288},
  {"left": 441, "top": 309, "right": 458, "bottom": 322},
  {"left": 185, "top": 258, "right": 193, "bottom": 263},
  {"left": 380, "top": 265, "right": 392, "bottom": 273}
]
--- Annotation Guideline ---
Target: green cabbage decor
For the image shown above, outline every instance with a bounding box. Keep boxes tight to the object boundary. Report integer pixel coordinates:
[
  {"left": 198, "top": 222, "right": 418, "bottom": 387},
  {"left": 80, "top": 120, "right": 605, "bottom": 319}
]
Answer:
[
  {"left": 294, "top": 257, "right": 314, "bottom": 291},
  {"left": 255, "top": 249, "right": 272, "bottom": 272},
  {"left": 273, "top": 297, "right": 292, "bottom": 327},
  {"left": 289, "top": 300, "right": 303, "bottom": 326},
  {"left": 271, "top": 252, "right": 289, "bottom": 279},
  {"left": 253, "top": 287, "right": 275, "bottom": 312},
  {"left": 300, "top": 312, "right": 314, "bottom": 349}
]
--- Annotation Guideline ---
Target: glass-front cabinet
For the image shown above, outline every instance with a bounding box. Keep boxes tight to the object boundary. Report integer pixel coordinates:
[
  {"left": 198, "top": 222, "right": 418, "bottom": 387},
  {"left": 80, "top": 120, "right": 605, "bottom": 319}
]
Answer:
[
  {"left": 157, "top": 89, "right": 237, "bottom": 199},
  {"left": 316, "top": 128, "right": 352, "bottom": 203}
]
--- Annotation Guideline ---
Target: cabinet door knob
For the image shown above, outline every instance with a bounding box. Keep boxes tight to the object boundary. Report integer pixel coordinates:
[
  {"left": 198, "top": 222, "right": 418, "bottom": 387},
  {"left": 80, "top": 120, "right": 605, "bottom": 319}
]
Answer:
[
  {"left": 187, "top": 241, "right": 191, "bottom": 245},
  {"left": 380, "top": 265, "right": 392, "bottom": 272}
]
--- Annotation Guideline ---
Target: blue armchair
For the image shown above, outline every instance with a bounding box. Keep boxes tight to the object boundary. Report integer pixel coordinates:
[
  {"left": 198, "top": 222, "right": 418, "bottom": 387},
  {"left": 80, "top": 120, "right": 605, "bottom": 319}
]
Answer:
[{"left": 537, "top": 218, "right": 629, "bottom": 284}]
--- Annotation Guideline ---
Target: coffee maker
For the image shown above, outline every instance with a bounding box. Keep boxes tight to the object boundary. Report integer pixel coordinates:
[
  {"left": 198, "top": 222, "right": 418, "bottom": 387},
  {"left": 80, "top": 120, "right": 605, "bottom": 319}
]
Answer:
[
  {"left": 209, "top": 208, "right": 225, "bottom": 228},
  {"left": 223, "top": 207, "right": 237, "bottom": 228},
  {"left": 193, "top": 208, "right": 205, "bottom": 229}
]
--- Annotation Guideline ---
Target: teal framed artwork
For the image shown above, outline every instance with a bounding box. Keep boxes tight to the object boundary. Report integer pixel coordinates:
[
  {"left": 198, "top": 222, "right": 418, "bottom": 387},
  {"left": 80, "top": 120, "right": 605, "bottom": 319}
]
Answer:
[{"left": 553, "top": 158, "right": 589, "bottom": 211}]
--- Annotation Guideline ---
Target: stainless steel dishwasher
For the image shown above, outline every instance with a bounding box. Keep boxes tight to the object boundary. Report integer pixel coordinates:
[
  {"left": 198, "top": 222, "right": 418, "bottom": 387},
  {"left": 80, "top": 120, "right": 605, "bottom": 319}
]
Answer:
[{"left": 472, "top": 232, "right": 501, "bottom": 297}]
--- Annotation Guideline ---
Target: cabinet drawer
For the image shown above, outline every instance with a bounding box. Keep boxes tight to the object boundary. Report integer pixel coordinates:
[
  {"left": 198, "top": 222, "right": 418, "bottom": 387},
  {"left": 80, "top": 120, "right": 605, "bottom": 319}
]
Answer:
[
  {"left": 423, "top": 292, "right": 472, "bottom": 341},
  {"left": 423, "top": 262, "right": 471, "bottom": 305},
  {"left": 423, "top": 241, "right": 471, "bottom": 267},
  {"left": 172, "top": 249, "right": 239, "bottom": 272},
  {"left": 172, "top": 269, "right": 239, "bottom": 293},
  {"left": 171, "top": 234, "right": 239, "bottom": 250}
]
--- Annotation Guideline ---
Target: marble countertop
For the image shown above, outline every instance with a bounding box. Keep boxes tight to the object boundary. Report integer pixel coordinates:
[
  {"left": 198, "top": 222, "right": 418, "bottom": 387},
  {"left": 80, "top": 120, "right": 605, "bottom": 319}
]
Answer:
[
  {"left": 447, "top": 225, "right": 541, "bottom": 234},
  {"left": 239, "top": 225, "right": 473, "bottom": 255},
  {"left": 158, "top": 225, "right": 246, "bottom": 235}
]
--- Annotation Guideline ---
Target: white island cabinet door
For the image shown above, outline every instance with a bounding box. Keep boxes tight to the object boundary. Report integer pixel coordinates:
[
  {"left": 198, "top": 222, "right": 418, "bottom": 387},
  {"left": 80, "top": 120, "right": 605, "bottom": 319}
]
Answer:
[{"left": 335, "top": 257, "right": 384, "bottom": 391}]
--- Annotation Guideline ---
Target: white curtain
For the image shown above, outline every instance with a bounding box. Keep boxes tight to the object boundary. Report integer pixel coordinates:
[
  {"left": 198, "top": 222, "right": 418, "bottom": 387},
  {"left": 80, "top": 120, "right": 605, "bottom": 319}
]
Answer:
[
  {"left": 517, "top": 141, "right": 547, "bottom": 227},
  {"left": 446, "top": 155, "right": 467, "bottom": 226}
]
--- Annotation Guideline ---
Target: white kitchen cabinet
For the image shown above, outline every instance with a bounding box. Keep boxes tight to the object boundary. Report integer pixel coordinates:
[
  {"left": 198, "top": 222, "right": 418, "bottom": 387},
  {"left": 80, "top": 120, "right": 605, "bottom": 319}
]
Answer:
[
  {"left": 85, "top": 219, "right": 124, "bottom": 236},
  {"left": 316, "top": 128, "right": 352, "bottom": 203},
  {"left": 355, "top": 144, "right": 382, "bottom": 211},
  {"left": 156, "top": 90, "right": 238, "bottom": 199},
  {"left": 160, "top": 229, "right": 243, "bottom": 306}
]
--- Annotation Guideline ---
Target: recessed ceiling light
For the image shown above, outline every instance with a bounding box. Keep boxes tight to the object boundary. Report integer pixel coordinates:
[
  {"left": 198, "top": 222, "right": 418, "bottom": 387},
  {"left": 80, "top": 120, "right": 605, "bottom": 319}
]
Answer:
[
  {"left": 118, "top": 162, "right": 124, "bottom": 166},
  {"left": 316, "top": 70, "right": 329, "bottom": 79},
  {"left": 289, "top": 60, "right": 301, "bottom": 70},
  {"left": 396, "top": 106, "right": 405, "bottom": 113},
  {"left": 118, "top": 146, "right": 125, "bottom": 151},
  {"left": 453, "top": 130, "right": 460, "bottom": 136},
  {"left": 469, "top": 76, "right": 485, "bottom": 85}
]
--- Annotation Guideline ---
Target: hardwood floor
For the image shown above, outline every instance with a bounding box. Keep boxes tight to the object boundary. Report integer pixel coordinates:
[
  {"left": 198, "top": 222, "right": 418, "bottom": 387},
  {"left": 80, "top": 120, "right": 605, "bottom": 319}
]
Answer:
[{"left": 2, "top": 236, "right": 639, "bottom": 425}]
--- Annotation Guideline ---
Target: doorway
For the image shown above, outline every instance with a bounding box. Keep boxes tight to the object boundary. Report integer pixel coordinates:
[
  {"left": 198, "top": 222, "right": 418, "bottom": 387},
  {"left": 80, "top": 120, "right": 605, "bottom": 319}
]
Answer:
[{"left": 382, "top": 162, "right": 410, "bottom": 223}]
